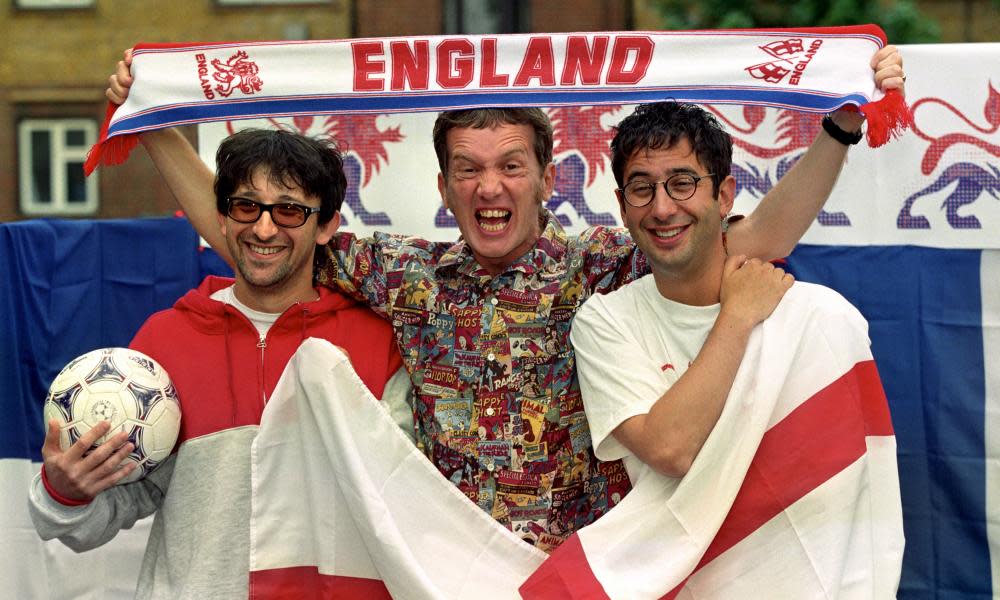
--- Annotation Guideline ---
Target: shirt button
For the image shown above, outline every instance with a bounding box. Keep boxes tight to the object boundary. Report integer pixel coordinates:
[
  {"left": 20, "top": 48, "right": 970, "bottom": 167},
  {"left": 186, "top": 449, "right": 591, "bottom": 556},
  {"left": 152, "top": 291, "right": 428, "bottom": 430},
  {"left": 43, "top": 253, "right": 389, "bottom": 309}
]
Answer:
[
  {"left": 486, "top": 407, "right": 495, "bottom": 416},
  {"left": 490, "top": 297, "right": 498, "bottom": 306},
  {"left": 487, "top": 352, "right": 496, "bottom": 361}
]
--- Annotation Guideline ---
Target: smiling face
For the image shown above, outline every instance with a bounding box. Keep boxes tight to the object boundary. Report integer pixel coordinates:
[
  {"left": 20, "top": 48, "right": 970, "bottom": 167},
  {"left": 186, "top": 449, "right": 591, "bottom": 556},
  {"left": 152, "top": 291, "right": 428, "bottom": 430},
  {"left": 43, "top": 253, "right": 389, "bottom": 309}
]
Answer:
[
  {"left": 437, "top": 123, "right": 554, "bottom": 275},
  {"left": 219, "top": 168, "right": 339, "bottom": 311},
  {"left": 619, "top": 138, "right": 734, "bottom": 301}
]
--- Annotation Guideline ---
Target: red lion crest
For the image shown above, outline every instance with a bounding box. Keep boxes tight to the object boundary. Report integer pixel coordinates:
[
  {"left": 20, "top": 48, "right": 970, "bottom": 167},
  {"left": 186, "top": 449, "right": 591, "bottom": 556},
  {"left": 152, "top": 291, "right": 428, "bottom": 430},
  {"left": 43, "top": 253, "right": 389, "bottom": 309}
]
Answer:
[{"left": 212, "top": 50, "right": 263, "bottom": 98}]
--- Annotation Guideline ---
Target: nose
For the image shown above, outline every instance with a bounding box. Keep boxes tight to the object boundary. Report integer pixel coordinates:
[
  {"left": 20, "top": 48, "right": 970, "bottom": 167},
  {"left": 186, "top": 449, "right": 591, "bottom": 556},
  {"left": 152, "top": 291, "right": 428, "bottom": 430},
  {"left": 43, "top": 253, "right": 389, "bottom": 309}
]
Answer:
[
  {"left": 647, "top": 183, "right": 680, "bottom": 220},
  {"left": 477, "top": 168, "right": 503, "bottom": 198},
  {"left": 252, "top": 210, "right": 279, "bottom": 239}
]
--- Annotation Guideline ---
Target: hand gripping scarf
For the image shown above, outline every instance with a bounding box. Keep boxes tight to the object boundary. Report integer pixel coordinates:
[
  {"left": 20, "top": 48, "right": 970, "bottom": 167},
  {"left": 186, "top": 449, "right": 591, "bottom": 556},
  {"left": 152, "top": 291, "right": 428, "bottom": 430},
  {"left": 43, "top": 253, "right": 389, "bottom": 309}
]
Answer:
[{"left": 85, "top": 24, "right": 911, "bottom": 175}]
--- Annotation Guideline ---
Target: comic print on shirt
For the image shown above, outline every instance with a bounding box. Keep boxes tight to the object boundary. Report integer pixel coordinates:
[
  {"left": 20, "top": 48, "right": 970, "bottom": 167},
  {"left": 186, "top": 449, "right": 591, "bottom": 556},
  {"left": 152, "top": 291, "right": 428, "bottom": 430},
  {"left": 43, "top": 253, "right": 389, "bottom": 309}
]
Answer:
[{"left": 317, "top": 211, "right": 646, "bottom": 553}]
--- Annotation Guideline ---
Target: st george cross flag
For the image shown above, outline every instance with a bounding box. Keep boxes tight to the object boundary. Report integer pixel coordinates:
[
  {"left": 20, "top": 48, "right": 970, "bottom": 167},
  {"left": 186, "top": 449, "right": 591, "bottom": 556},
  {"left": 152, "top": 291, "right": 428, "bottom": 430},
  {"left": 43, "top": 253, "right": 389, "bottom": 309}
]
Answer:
[
  {"left": 249, "top": 282, "right": 903, "bottom": 599},
  {"left": 85, "top": 25, "right": 909, "bottom": 174}
]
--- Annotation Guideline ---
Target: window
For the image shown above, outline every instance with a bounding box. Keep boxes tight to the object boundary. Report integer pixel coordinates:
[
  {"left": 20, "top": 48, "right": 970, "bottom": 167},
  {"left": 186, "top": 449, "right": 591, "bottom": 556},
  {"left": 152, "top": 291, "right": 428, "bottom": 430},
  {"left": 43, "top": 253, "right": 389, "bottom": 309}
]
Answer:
[
  {"left": 15, "top": 0, "right": 93, "bottom": 8},
  {"left": 216, "top": 0, "right": 330, "bottom": 5},
  {"left": 443, "top": 0, "right": 530, "bottom": 34},
  {"left": 18, "top": 119, "right": 98, "bottom": 216}
]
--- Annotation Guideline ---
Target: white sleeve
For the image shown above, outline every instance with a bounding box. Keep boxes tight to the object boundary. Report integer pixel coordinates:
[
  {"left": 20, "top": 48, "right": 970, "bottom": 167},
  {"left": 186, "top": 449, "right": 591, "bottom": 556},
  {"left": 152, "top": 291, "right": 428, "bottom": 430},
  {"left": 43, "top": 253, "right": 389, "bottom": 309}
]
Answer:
[
  {"left": 27, "top": 454, "right": 173, "bottom": 552},
  {"left": 379, "top": 367, "right": 416, "bottom": 443},
  {"left": 571, "top": 291, "right": 673, "bottom": 462}
]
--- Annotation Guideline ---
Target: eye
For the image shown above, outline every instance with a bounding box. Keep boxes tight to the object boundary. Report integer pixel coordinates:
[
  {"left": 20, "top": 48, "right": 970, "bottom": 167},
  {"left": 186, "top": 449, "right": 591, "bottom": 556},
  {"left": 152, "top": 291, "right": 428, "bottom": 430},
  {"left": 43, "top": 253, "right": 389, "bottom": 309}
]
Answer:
[
  {"left": 627, "top": 182, "right": 655, "bottom": 197},
  {"left": 668, "top": 176, "right": 698, "bottom": 195},
  {"left": 274, "top": 204, "right": 304, "bottom": 219},
  {"left": 453, "top": 164, "right": 478, "bottom": 180},
  {"left": 230, "top": 199, "right": 259, "bottom": 216}
]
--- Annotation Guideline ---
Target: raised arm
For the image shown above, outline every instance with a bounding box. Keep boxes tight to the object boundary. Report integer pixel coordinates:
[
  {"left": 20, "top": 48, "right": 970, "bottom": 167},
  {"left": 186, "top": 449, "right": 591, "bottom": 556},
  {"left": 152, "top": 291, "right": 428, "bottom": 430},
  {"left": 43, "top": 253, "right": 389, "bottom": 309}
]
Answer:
[
  {"left": 725, "top": 45, "right": 906, "bottom": 260},
  {"left": 107, "top": 49, "right": 230, "bottom": 265}
]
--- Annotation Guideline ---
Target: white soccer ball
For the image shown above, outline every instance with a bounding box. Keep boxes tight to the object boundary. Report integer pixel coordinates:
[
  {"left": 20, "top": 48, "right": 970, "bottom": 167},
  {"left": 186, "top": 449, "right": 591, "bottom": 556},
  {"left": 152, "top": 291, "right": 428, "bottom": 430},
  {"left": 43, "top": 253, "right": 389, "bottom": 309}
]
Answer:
[{"left": 43, "top": 347, "right": 182, "bottom": 484}]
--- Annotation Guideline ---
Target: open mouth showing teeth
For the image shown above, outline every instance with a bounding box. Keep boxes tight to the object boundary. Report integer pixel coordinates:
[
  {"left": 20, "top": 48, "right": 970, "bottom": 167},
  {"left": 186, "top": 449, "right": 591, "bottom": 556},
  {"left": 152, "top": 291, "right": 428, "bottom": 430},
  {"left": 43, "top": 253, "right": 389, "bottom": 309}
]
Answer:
[
  {"left": 250, "top": 244, "right": 282, "bottom": 255},
  {"left": 476, "top": 209, "right": 511, "bottom": 233},
  {"left": 652, "top": 227, "right": 684, "bottom": 239}
]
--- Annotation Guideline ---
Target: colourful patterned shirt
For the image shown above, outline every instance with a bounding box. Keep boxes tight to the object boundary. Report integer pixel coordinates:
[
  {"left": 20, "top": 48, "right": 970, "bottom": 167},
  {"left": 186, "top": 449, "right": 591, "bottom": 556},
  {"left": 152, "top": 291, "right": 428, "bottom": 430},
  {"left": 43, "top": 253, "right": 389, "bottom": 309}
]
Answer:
[{"left": 317, "top": 210, "right": 648, "bottom": 553}]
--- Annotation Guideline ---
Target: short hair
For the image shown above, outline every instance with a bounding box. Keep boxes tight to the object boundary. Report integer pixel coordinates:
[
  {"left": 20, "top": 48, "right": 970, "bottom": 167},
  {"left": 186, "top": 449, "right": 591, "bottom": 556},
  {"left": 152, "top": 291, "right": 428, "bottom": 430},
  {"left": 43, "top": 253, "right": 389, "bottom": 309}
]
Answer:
[
  {"left": 214, "top": 128, "right": 346, "bottom": 225},
  {"left": 610, "top": 102, "right": 732, "bottom": 197},
  {"left": 432, "top": 108, "right": 553, "bottom": 174}
]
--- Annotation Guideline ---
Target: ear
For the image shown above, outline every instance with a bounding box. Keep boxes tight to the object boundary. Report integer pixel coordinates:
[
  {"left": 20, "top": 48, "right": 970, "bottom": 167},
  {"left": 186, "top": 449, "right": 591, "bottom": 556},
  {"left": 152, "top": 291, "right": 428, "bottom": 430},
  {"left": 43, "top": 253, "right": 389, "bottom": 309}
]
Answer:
[
  {"left": 717, "top": 175, "right": 736, "bottom": 217},
  {"left": 217, "top": 211, "right": 228, "bottom": 237},
  {"left": 438, "top": 171, "right": 449, "bottom": 211},
  {"left": 540, "top": 162, "right": 555, "bottom": 202},
  {"left": 315, "top": 211, "right": 341, "bottom": 246},
  {"left": 615, "top": 188, "right": 628, "bottom": 223}
]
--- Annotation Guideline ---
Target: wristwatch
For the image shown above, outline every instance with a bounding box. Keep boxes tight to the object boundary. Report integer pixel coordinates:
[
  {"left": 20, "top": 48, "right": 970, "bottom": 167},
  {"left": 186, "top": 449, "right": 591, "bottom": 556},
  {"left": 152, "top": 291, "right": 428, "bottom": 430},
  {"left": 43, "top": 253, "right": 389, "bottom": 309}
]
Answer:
[{"left": 822, "top": 115, "right": 863, "bottom": 146}]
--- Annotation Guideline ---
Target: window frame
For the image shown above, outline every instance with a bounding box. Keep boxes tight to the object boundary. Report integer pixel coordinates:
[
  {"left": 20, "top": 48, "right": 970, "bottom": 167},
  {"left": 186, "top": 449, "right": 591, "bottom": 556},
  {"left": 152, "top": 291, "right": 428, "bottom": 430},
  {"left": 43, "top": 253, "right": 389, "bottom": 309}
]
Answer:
[
  {"left": 215, "top": 0, "right": 331, "bottom": 5},
  {"left": 14, "top": 0, "right": 94, "bottom": 9},
  {"left": 443, "top": 0, "right": 530, "bottom": 34},
  {"left": 18, "top": 118, "right": 99, "bottom": 216}
]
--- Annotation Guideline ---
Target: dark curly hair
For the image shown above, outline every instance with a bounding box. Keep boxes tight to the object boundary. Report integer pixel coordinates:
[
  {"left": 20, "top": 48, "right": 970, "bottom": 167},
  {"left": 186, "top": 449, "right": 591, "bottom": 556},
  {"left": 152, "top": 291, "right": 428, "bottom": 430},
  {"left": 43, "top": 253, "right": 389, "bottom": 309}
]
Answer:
[{"left": 611, "top": 102, "right": 731, "bottom": 197}]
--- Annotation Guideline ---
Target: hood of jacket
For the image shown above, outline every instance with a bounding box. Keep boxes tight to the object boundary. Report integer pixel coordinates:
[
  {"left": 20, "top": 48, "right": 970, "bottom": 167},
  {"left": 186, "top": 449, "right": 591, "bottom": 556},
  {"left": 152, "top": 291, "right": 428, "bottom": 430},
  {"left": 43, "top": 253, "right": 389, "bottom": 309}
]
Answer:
[{"left": 172, "top": 275, "right": 359, "bottom": 334}]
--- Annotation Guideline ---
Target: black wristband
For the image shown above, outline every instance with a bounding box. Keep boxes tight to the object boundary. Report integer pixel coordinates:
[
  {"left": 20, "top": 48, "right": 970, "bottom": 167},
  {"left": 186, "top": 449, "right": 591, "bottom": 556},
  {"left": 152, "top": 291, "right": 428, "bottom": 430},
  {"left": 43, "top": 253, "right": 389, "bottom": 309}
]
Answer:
[{"left": 822, "top": 115, "right": 863, "bottom": 146}]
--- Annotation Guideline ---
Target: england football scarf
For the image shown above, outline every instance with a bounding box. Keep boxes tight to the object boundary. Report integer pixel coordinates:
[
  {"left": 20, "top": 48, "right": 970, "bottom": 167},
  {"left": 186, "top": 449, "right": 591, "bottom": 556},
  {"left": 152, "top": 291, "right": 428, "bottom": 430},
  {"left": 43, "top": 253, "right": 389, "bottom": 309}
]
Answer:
[
  {"left": 249, "top": 281, "right": 903, "bottom": 599},
  {"left": 86, "top": 25, "right": 910, "bottom": 175}
]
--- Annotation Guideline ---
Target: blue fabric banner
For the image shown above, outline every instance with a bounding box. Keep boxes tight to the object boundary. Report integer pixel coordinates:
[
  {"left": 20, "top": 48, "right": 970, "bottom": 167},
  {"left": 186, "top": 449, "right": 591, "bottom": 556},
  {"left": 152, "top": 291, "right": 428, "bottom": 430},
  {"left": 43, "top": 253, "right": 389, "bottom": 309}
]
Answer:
[
  {"left": 787, "top": 245, "right": 993, "bottom": 600},
  {"left": 0, "top": 217, "right": 230, "bottom": 461}
]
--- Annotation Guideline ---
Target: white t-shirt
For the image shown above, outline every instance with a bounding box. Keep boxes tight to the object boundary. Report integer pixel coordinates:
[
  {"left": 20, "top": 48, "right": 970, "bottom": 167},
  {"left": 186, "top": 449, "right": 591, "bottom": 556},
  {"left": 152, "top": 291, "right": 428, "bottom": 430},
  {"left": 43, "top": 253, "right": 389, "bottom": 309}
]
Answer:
[
  {"left": 570, "top": 276, "right": 719, "bottom": 484},
  {"left": 210, "top": 285, "right": 281, "bottom": 338}
]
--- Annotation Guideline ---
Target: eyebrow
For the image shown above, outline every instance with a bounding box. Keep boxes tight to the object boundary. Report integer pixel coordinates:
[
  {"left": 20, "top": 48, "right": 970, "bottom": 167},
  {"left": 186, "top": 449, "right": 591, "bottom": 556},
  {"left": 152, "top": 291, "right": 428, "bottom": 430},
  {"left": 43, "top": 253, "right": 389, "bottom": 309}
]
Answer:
[
  {"left": 499, "top": 148, "right": 529, "bottom": 160},
  {"left": 232, "top": 191, "right": 306, "bottom": 204},
  {"left": 625, "top": 166, "right": 698, "bottom": 182},
  {"left": 451, "top": 147, "right": 529, "bottom": 165}
]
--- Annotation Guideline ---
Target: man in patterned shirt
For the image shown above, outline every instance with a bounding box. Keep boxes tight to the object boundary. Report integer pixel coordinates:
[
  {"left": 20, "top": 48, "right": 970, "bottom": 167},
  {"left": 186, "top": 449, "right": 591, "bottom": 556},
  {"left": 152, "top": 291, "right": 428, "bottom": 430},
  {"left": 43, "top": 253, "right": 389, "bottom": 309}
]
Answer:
[{"left": 106, "top": 45, "right": 905, "bottom": 552}]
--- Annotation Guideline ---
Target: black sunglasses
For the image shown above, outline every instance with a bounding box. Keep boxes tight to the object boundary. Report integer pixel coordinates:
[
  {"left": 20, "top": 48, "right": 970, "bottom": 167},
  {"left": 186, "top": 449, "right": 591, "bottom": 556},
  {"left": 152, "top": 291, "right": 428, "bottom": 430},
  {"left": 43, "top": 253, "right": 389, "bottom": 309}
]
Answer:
[{"left": 225, "top": 197, "right": 321, "bottom": 228}]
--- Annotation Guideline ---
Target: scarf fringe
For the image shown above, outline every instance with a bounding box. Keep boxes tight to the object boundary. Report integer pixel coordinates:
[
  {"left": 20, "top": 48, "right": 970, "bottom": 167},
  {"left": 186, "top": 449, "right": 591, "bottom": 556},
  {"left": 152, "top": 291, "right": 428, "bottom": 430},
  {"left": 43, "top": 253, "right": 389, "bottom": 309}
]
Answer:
[
  {"left": 84, "top": 103, "right": 139, "bottom": 176},
  {"left": 861, "top": 89, "right": 912, "bottom": 148}
]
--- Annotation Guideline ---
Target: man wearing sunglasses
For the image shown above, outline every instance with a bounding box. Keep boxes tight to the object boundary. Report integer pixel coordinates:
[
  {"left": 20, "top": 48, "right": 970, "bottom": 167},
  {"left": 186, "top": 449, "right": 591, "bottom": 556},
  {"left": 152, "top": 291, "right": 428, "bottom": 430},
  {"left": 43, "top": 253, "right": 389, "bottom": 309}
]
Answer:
[{"left": 30, "top": 129, "right": 410, "bottom": 599}]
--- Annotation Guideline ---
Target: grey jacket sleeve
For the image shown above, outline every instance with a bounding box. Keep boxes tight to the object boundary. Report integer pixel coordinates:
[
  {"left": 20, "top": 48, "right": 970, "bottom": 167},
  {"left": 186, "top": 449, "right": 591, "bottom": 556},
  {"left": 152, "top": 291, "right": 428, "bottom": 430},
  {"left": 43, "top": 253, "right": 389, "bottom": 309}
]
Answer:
[
  {"left": 27, "top": 454, "right": 175, "bottom": 553},
  {"left": 380, "top": 367, "right": 417, "bottom": 444}
]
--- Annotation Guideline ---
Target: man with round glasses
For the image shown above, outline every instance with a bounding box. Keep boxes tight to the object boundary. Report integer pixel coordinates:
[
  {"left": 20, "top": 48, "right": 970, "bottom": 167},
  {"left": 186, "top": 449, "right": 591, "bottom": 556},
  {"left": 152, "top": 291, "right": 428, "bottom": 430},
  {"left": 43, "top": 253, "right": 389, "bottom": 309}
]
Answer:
[
  {"left": 569, "top": 103, "right": 901, "bottom": 593},
  {"left": 574, "top": 101, "right": 795, "bottom": 480},
  {"left": 30, "top": 128, "right": 410, "bottom": 598}
]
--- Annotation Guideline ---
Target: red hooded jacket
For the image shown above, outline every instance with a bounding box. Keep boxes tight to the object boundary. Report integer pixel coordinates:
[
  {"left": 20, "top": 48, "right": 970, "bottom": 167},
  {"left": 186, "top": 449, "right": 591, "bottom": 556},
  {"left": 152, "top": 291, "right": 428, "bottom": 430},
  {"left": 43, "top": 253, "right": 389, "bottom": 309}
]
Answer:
[{"left": 130, "top": 276, "right": 402, "bottom": 444}]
